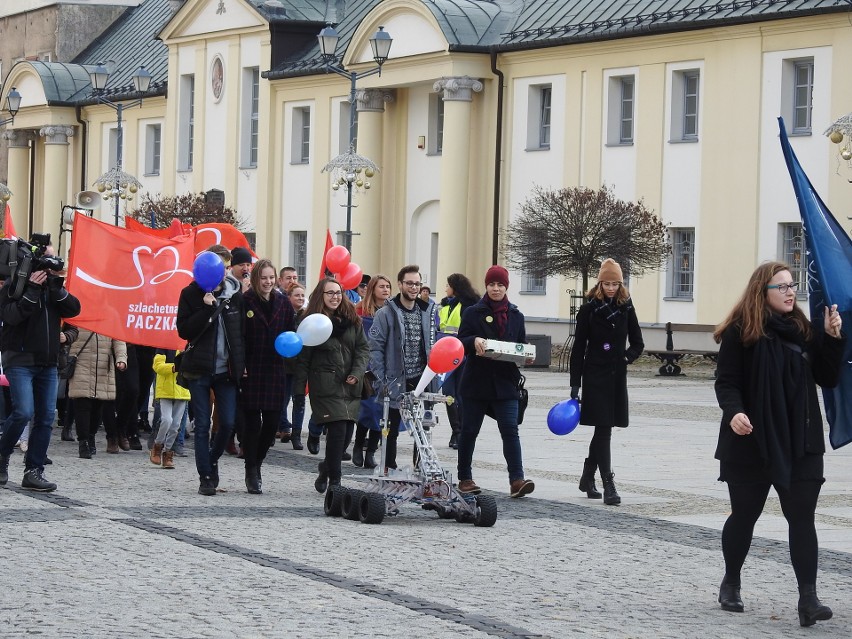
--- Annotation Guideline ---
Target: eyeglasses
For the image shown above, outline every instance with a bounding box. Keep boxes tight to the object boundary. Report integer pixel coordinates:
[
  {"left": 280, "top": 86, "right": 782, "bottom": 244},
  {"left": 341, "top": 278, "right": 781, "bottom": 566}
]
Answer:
[
  {"left": 766, "top": 282, "right": 798, "bottom": 294},
  {"left": 401, "top": 281, "right": 422, "bottom": 288},
  {"left": 323, "top": 291, "right": 343, "bottom": 297}
]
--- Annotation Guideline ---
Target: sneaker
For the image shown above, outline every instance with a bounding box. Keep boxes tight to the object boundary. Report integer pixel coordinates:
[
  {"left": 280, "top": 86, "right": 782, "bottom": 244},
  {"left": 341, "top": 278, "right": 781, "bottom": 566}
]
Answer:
[
  {"left": 458, "top": 479, "right": 481, "bottom": 494},
  {"left": 21, "top": 468, "right": 57, "bottom": 492},
  {"left": 509, "top": 478, "right": 535, "bottom": 498},
  {"left": 198, "top": 477, "right": 216, "bottom": 496},
  {"left": 172, "top": 444, "right": 188, "bottom": 457}
]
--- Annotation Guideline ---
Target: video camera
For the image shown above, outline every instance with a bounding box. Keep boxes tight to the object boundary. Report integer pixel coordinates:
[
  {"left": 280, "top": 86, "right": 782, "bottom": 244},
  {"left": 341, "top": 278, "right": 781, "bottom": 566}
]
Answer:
[{"left": 0, "top": 233, "right": 65, "bottom": 300}]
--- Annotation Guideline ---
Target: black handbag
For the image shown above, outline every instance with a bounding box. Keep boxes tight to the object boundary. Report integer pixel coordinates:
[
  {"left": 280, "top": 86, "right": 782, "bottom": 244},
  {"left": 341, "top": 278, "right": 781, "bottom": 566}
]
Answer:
[
  {"left": 58, "top": 332, "right": 94, "bottom": 380},
  {"left": 517, "top": 374, "right": 529, "bottom": 425},
  {"left": 361, "top": 370, "right": 376, "bottom": 400}
]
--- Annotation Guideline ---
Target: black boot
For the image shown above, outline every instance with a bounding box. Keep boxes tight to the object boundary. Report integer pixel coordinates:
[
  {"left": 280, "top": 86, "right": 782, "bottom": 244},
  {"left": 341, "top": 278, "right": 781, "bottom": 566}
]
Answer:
[
  {"left": 306, "top": 434, "right": 320, "bottom": 455},
  {"left": 61, "top": 424, "right": 75, "bottom": 442},
  {"left": 78, "top": 441, "right": 92, "bottom": 459},
  {"left": 718, "top": 576, "right": 744, "bottom": 612},
  {"left": 245, "top": 466, "right": 262, "bottom": 494},
  {"left": 798, "top": 584, "right": 832, "bottom": 627},
  {"left": 0, "top": 453, "right": 9, "bottom": 485},
  {"left": 291, "top": 429, "right": 303, "bottom": 450},
  {"left": 578, "top": 458, "right": 602, "bottom": 499},
  {"left": 364, "top": 450, "right": 377, "bottom": 469},
  {"left": 602, "top": 472, "right": 621, "bottom": 505},
  {"left": 87, "top": 435, "right": 97, "bottom": 456},
  {"left": 314, "top": 461, "right": 329, "bottom": 493}
]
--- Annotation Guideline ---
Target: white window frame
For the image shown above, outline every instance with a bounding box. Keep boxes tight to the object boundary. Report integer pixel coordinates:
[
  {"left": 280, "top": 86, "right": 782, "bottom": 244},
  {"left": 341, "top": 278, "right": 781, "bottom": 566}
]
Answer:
[
  {"left": 291, "top": 107, "right": 311, "bottom": 164},
  {"left": 779, "top": 223, "right": 808, "bottom": 298},
  {"left": 781, "top": 58, "right": 814, "bottom": 135},
  {"left": 178, "top": 74, "right": 195, "bottom": 170},
  {"left": 606, "top": 75, "right": 635, "bottom": 145},
  {"left": 667, "top": 228, "right": 695, "bottom": 300},
  {"left": 240, "top": 67, "right": 260, "bottom": 168},
  {"left": 526, "top": 84, "right": 552, "bottom": 151},
  {"left": 428, "top": 93, "right": 444, "bottom": 155},
  {"left": 670, "top": 69, "right": 700, "bottom": 142},
  {"left": 290, "top": 231, "right": 308, "bottom": 286},
  {"left": 145, "top": 123, "right": 161, "bottom": 176}
]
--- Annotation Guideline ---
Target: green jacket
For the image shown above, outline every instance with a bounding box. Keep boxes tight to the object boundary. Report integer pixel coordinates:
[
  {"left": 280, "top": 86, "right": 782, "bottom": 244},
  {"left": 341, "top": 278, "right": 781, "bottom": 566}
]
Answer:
[{"left": 293, "top": 317, "right": 369, "bottom": 424}]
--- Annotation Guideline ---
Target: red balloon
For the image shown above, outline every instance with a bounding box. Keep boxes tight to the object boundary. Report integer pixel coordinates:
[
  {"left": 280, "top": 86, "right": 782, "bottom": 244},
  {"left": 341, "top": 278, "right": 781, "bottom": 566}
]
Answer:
[
  {"left": 325, "top": 245, "right": 351, "bottom": 273},
  {"left": 339, "top": 262, "right": 363, "bottom": 290},
  {"left": 429, "top": 336, "right": 465, "bottom": 373}
]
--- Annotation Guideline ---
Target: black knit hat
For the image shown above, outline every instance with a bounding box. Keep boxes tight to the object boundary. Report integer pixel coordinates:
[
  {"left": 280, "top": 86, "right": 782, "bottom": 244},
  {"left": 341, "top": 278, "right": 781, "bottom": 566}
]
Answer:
[{"left": 231, "top": 247, "right": 252, "bottom": 265}]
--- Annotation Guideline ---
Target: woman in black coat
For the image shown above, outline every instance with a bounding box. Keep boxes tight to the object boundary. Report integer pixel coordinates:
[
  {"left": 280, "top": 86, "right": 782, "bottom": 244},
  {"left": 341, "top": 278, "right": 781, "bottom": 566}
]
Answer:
[
  {"left": 241, "top": 259, "right": 295, "bottom": 494},
  {"left": 713, "top": 261, "right": 844, "bottom": 626},
  {"left": 456, "top": 265, "right": 535, "bottom": 498},
  {"left": 569, "top": 259, "right": 644, "bottom": 505}
]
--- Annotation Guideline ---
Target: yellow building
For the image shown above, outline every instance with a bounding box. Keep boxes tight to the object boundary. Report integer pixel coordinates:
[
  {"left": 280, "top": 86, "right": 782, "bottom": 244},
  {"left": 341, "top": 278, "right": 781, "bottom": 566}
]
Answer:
[{"left": 1, "top": 0, "right": 850, "bottom": 337}]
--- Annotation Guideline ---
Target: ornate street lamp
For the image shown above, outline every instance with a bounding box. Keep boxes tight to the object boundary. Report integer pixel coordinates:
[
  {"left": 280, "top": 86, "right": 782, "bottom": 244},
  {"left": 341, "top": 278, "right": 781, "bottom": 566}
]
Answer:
[
  {"left": 317, "top": 25, "right": 392, "bottom": 251},
  {"left": 0, "top": 87, "right": 22, "bottom": 126},
  {"left": 88, "top": 63, "right": 152, "bottom": 225}
]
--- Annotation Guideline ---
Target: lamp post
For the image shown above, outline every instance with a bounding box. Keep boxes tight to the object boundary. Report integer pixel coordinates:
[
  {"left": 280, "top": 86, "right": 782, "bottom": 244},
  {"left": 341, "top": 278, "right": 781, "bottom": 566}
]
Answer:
[
  {"left": 317, "top": 24, "right": 392, "bottom": 252},
  {"left": 88, "top": 63, "right": 152, "bottom": 225},
  {"left": 0, "top": 87, "right": 22, "bottom": 126}
]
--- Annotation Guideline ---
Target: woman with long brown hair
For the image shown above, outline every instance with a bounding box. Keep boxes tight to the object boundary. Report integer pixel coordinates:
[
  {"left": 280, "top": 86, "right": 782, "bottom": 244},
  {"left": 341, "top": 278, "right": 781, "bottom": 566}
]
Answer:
[
  {"left": 293, "top": 277, "right": 369, "bottom": 493},
  {"left": 714, "top": 261, "right": 844, "bottom": 626}
]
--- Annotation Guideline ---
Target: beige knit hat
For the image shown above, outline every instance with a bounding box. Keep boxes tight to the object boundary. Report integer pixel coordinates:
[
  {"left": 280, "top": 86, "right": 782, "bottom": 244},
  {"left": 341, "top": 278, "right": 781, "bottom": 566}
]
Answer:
[{"left": 597, "top": 258, "right": 623, "bottom": 282}]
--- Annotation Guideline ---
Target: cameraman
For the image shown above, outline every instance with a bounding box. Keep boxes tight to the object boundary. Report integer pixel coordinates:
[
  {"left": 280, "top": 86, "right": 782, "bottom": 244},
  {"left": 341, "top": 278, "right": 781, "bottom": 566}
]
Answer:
[{"left": 0, "top": 244, "right": 81, "bottom": 491}]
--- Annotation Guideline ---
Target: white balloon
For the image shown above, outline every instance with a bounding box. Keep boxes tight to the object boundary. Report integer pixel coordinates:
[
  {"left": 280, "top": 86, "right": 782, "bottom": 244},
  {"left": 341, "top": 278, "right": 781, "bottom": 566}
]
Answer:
[{"left": 296, "top": 313, "right": 333, "bottom": 347}]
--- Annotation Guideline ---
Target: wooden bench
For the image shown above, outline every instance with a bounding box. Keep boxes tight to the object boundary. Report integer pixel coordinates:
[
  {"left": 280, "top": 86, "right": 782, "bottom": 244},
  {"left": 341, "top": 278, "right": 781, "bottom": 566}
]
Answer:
[{"left": 646, "top": 322, "right": 718, "bottom": 376}]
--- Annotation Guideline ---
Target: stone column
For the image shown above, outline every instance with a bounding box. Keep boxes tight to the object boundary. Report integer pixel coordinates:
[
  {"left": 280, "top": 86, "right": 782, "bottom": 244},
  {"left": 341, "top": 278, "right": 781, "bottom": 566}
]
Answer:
[
  {"left": 39, "top": 126, "right": 74, "bottom": 243},
  {"left": 2, "top": 129, "right": 33, "bottom": 237},
  {"left": 433, "top": 76, "right": 482, "bottom": 288},
  {"left": 351, "top": 88, "right": 394, "bottom": 275}
]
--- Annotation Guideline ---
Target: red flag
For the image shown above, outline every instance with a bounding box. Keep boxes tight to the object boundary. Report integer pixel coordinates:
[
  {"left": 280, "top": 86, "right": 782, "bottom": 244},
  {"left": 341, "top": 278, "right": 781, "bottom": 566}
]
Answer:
[
  {"left": 318, "top": 229, "right": 334, "bottom": 281},
  {"left": 3, "top": 204, "right": 17, "bottom": 239},
  {"left": 125, "top": 217, "right": 256, "bottom": 258},
  {"left": 65, "top": 215, "right": 196, "bottom": 349}
]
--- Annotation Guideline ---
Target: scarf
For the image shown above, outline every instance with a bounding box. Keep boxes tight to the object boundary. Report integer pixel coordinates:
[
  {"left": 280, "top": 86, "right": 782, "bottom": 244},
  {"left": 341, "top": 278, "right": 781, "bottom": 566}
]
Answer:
[
  {"left": 591, "top": 296, "right": 630, "bottom": 327},
  {"left": 484, "top": 295, "right": 510, "bottom": 338},
  {"left": 748, "top": 313, "right": 808, "bottom": 489},
  {"left": 330, "top": 314, "right": 352, "bottom": 338}
]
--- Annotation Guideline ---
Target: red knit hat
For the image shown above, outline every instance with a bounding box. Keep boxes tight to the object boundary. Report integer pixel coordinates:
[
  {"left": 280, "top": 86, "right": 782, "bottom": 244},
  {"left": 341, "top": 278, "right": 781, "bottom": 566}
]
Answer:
[{"left": 484, "top": 265, "right": 509, "bottom": 288}]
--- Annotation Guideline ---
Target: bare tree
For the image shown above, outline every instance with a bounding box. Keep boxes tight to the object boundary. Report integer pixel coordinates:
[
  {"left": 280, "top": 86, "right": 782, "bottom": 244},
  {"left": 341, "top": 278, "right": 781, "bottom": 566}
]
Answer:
[
  {"left": 127, "top": 192, "right": 246, "bottom": 229},
  {"left": 502, "top": 185, "right": 670, "bottom": 291}
]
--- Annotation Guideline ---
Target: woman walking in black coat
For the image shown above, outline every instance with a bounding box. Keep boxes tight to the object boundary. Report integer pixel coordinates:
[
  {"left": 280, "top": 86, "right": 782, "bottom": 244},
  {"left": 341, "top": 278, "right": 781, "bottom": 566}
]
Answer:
[
  {"left": 569, "top": 259, "right": 644, "bottom": 505},
  {"left": 241, "top": 259, "right": 295, "bottom": 494},
  {"left": 714, "top": 261, "right": 844, "bottom": 626}
]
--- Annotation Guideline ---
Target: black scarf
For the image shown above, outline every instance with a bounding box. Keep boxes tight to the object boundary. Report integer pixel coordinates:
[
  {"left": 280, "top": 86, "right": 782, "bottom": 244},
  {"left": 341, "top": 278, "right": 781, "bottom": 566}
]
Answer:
[
  {"left": 749, "top": 314, "right": 808, "bottom": 488},
  {"left": 483, "top": 295, "right": 509, "bottom": 338},
  {"left": 330, "top": 314, "right": 352, "bottom": 338},
  {"left": 591, "top": 296, "right": 630, "bottom": 327}
]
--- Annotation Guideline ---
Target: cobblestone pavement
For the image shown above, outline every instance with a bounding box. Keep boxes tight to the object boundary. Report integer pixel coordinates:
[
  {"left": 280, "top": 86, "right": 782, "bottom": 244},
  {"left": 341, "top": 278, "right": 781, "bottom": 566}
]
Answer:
[{"left": 2, "top": 362, "right": 851, "bottom": 638}]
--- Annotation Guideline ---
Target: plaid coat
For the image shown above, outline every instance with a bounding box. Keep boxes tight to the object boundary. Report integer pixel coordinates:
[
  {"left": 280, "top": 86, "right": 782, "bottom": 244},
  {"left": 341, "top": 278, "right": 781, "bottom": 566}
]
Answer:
[{"left": 240, "top": 289, "right": 295, "bottom": 410}]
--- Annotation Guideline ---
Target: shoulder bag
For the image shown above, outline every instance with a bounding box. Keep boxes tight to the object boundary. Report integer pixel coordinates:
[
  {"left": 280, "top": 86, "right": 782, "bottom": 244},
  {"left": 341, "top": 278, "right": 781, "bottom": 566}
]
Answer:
[{"left": 58, "top": 332, "right": 95, "bottom": 380}]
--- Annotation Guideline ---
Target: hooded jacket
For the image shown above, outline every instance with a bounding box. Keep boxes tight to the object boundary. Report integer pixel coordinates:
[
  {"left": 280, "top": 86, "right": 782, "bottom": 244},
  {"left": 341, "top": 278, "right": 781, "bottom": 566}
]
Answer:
[{"left": 67, "top": 328, "right": 128, "bottom": 400}]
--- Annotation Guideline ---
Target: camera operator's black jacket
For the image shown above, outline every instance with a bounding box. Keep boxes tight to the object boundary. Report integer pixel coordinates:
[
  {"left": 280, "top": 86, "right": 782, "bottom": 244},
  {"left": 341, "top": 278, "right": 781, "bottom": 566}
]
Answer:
[
  {"left": 176, "top": 277, "right": 245, "bottom": 382},
  {"left": 0, "top": 277, "right": 81, "bottom": 368}
]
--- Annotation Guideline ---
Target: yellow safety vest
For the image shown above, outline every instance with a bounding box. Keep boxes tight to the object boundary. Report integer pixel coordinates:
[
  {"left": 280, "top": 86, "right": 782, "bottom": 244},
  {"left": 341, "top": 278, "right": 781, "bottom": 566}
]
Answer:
[{"left": 438, "top": 302, "right": 463, "bottom": 333}]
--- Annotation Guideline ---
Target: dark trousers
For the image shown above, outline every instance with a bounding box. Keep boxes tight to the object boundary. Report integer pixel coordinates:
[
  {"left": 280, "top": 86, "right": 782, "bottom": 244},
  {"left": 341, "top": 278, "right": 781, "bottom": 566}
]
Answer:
[
  {"left": 722, "top": 478, "right": 822, "bottom": 586},
  {"left": 457, "top": 397, "right": 524, "bottom": 482},
  {"left": 588, "top": 426, "right": 613, "bottom": 475},
  {"left": 74, "top": 398, "right": 118, "bottom": 441},
  {"left": 115, "top": 346, "right": 140, "bottom": 439},
  {"left": 242, "top": 409, "right": 281, "bottom": 468},
  {"left": 385, "top": 378, "right": 418, "bottom": 469},
  {"left": 323, "top": 420, "right": 350, "bottom": 483}
]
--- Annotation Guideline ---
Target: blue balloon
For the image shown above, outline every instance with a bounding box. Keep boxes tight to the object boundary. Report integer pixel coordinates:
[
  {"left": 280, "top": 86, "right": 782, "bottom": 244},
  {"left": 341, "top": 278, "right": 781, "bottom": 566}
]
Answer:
[
  {"left": 547, "top": 399, "right": 580, "bottom": 436},
  {"left": 193, "top": 251, "right": 225, "bottom": 293},
  {"left": 275, "top": 331, "right": 303, "bottom": 358}
]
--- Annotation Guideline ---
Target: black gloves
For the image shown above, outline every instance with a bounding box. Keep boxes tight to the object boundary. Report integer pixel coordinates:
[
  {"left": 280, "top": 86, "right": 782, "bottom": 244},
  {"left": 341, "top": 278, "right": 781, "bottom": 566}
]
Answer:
[{"left": 570, "top": 386, "right": 580, "bottom": 400}]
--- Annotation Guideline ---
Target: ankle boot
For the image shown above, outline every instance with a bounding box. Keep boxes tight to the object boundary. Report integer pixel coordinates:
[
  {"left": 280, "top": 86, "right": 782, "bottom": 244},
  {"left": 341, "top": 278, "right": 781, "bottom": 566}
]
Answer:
[
  {"left": 578, "top": 458, "right": 602, "bottom": 499},
  {"left": 61, "top": 424, "right": 75, "bottom": 442},
  {"left": 798, "top": 584, "right": 832, "bottom": 627},
  {"left": 602, "top": 472, "right": 621, "bottom": 505},
  {"left": 78, "top": 441, "right": 92, "bottom": 460},
  {"left": 150, "top": 442, "right": 163, "bottom": 466},
  {"left": 718, "top": 576, "right": 744, "bottom": 612},
  {"left": 315, "top": 461, "right": 329, "bottom": 493},
  {"left": 0, "top": 453, "right": 9, "bottom": 485},
  {"left": 364, "top": 450, "right": 377, "bottom": 469},
  {"left": 161, "top": 449, "right": 175, "bottom": 469},
  {"left": 245, "top": 466, "right": 262, "bottom": 494},
  {"left": 291, "top": 430, "right": 303, "bottom": 450}
]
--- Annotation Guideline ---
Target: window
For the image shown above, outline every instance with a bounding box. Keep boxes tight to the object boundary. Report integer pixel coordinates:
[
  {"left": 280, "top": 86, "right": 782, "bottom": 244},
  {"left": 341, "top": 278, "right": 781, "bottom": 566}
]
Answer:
[
  {"left": 428, "top": 93, "right": 444, "bottom": 155},
  {"left": 793, "top": 61, "right": 814, "bottom": 134},
  {"left": 290, "top": 231, "right": 307, "bottom": 285},
  {"left": 246, "top": 68, "right": 260, "bottom": 167},
  {"left": 669, "top": 228, "right": 695, "bottom": 299},
  {"left": 243, "top": 232, "right": 257, "bottom": 252},
  {"left": 521, "top": 272, "right": 546, "bottom": 294},
  {"left": 108, "top": 128, "right": 118, "bottom": 169},
  {"left": 526, "top": 84, "right": 552, "bottom": 150},
  {"left": 339, "top": 101, "right": 358, "bottom": 154},
  {"left": 179, "top": 74, "right": 195, "bottom": 170},
  {"left": 291, "top": 107, "right": 310, "bottom": 164},
  {"left": 670, "top": 69, "right": 700, "bottom": 142},
  {"left": 607, "top": 75, "right": 635, "bottom": 145},
  {"left": 145, "top": 124, "right": 161, "bottom": 175},
  {"left": 779, "top": 223, "right": 808, "bottom": 297}
]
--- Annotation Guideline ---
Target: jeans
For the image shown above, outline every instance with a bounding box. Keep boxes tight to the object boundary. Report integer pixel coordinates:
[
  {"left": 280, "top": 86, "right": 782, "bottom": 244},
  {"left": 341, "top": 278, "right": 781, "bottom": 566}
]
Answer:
[
  {"left": 0, "top": 365, "right": 58, "bottom": 472},
  {"left": 155, "top": 399, "right": 187, "bottom": 449},
  {"left": 457, "top": 397, "right": 524, "bottom": 482},
  {"left": 186, "top": 374, "right": 238, "bottom": 479}
]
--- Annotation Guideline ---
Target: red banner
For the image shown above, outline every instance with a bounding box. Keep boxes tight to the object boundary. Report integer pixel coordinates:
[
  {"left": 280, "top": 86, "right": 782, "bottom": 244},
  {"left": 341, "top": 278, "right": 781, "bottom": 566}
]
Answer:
[
  {"left": 65, "top": 215, "right": 196, "bottom": 350},
  {"left": 125, "top": 218, "right": 256, "bottom": 257},
  {"left": 318, "top": 229, "right": 334, "bottom": 281}
]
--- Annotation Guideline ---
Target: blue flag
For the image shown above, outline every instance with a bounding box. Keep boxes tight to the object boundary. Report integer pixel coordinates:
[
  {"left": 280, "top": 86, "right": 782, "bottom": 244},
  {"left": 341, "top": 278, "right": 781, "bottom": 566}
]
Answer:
[{"left": 778, "top": 118, "right": 852, "bottom": 449}]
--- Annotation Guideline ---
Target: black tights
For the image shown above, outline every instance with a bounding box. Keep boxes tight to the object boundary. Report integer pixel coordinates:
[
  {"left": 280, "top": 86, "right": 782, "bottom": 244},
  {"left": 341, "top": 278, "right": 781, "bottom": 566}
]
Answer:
[
  {"left": 722, "top": 480, "right": 821, "bottom": 586},
  {"left": 588, "top": 426, "right": 612, "bottom": 475}
]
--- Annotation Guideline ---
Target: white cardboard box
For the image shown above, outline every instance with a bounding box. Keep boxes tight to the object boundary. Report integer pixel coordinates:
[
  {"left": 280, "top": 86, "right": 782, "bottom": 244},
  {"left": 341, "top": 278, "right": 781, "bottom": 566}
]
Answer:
[{"left": 482, "top": 340, "right": 536, "bottom": 363}]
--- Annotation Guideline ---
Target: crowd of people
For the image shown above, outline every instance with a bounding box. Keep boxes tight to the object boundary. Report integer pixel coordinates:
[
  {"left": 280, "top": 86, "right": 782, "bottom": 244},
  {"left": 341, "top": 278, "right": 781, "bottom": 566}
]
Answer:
[{"left": 0, "top": 237, "right": 845, "bottom": 629}]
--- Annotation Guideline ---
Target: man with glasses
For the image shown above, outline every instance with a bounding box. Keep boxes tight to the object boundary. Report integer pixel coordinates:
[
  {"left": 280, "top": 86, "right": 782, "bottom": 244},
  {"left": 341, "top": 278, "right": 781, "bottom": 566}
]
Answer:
[{"left": 368, "top": 265, "right": 436, "bottom": 471}]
